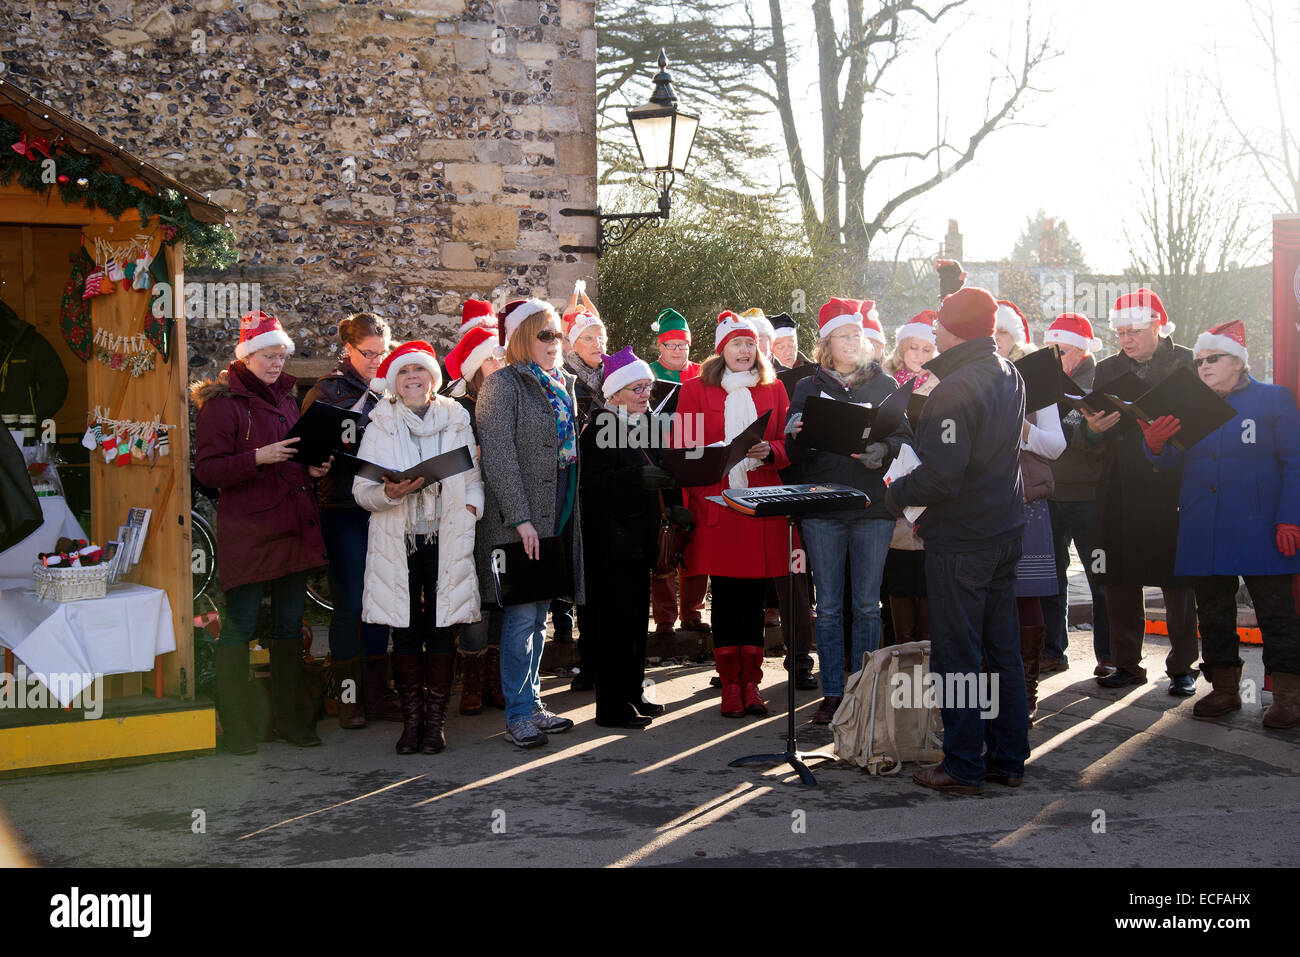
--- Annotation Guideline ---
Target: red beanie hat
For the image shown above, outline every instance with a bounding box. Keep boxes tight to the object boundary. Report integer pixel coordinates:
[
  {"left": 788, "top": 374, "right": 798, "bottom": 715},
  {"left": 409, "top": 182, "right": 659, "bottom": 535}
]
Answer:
[{"left": 937, "top": 287, "right": 998, "bottom": 341}]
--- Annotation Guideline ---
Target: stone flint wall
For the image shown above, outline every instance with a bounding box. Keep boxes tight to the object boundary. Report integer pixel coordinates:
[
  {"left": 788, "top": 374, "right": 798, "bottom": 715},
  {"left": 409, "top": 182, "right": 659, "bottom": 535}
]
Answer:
[{"left": 0, "top": 0, "right": 598, "bottom": 380}]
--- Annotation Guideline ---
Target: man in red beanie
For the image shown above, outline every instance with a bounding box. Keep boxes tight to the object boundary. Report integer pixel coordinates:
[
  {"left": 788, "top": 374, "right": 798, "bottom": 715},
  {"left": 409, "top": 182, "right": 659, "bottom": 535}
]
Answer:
[{"left": 886, "top": 286, "right": 1030, "bottom": 794}]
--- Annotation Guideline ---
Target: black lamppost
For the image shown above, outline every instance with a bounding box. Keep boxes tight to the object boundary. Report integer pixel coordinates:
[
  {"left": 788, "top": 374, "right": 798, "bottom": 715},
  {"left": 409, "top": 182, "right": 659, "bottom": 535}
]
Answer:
[{"left": 560, "top": 50, "right": 700, "bottom": 257}]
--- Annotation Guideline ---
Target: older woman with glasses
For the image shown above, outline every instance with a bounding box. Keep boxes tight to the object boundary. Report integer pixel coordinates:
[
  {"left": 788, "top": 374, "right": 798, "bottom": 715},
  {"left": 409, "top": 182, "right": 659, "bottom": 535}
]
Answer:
[
  {"left": 300, "top": 312, "right": 398, "bottom": 729},
  {"left": 1140, "top": 320, "right": 1300, "bottom": 729}
]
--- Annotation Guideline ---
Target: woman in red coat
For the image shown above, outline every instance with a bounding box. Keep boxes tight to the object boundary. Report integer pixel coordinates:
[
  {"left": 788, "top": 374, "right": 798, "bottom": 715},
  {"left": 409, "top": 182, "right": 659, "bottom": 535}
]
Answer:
[
  {"left": 674, "top": 311, "right": 792, "bottom": 717},
  {"left": 193, "top": 311, "right": 332, "bottom": 754}
]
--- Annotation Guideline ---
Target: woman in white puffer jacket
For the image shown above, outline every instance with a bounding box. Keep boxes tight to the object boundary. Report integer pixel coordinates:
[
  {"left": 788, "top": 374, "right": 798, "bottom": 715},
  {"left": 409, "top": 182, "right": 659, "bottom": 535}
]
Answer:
[{"left": 353, "top": 341, "right": 484, "bottom": 756}]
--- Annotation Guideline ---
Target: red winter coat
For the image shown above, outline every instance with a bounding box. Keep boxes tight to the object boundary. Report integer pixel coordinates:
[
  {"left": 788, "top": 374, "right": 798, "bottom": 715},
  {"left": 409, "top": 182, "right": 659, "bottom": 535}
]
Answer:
[
  {"left": 673, "top": 375, "right": 796, "bottom": 578},
  {"left": 192, "top": 363, "right": 328, "bottom": 592}
]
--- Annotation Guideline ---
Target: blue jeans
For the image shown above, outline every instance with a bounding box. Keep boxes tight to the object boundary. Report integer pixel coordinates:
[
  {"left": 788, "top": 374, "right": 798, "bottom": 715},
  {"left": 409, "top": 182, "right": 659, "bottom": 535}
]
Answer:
[
  {"left": 319, "top": 507, "right": 390, "bottom": 659},
  {"left": 222, "top": 570, "right": 308, "bottom": 649},
  {"left": 926, "top": 541, "right": 1029, "bottom": 785},
  {"left": 459, "top": 605, "right": 502, "bottom": 653},
  {"left": 802, "top": 516, "right": 893, "bottom": 697},
  {"left": 1041, "top": 500, "right": 1110, "bottom": 663},
  {"left": 499, "top": 600, "right": 549, "bottom": 722}
]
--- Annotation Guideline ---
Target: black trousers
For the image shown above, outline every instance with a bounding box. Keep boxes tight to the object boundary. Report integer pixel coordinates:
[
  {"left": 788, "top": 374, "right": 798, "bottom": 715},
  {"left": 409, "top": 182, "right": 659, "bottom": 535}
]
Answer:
[
  {"left": 391, "top": 540, "right": 455, "bottom": 656},
  {"left": 711, "top": 576, "right": 767, "bottom": 649},
  {"left": 1194, "top": 574, "right": 1300, "bottom": 676},
  {"left": 588, "top": 561, "right": 652, "bottom": 722}
]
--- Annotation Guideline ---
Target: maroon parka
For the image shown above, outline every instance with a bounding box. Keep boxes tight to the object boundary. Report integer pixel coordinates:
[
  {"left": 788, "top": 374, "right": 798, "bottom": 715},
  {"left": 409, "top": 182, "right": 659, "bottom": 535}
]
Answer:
[{"left": 192, "top": 364, "right": 328, "bottom": 592}]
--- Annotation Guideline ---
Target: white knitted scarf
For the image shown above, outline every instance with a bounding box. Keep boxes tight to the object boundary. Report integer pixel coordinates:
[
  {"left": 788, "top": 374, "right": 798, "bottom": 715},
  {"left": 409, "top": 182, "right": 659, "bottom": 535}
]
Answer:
[{"left": 721, "top": 368, "right": 761, "bottom": 489}]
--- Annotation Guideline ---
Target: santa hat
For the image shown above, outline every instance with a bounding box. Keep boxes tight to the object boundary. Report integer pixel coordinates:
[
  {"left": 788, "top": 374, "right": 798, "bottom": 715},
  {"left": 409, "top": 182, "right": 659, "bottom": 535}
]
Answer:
[
  {"left": 1111, "top": 288, "right": 1174, "bottom": 336},
  {"left": 896, "top": 310, "right": 937, "bottom": 347},
  {"left": 937, "top": 287, "right": 998, "bottom": 340},
  {"left": 460, "top": 298, "right": 496, "bottom": 334},
  {"left": 601, "top": 345, "right": 655, "bottom": 399},
  {"left": 497, "top": 297, "right": 554, "bottom": 346},
  {"left": 1045, "top": 313, "right": 1102, "bottom": 353},
  {"left": 817, "top": 297, "right": 877, "bottom": 340},
  {"left": 714, "top": 310, "right": 757, "bottom": 353},
  {"left": 1194, "top": 320, "right": 1248, "bottom": 364},
  {"left": 372, "top": 340, "right": 442, "bottom": 395},
  {"left": 740, "top": 308, "right": 775, "bottom": 340},
  {"left": 564, "top": 308, "right": 605, "bottom": 346},
  {"left": 235, "top": 311, "right": 294, "bottom": 360},
  {"left": 770, "top": 312, "right": 797, "bottom": 341},
  {"left": 445, "top": 325, "right": 502, "bottom": 384},
  {"left": 651, "top": 308, "right": 691, "bottom": 344},
  {"left": 859, "top": 300, "right": 886, "bottom": 347},
  {"left": 995, "top": 300, "right": 1031, "bottom": 345}
]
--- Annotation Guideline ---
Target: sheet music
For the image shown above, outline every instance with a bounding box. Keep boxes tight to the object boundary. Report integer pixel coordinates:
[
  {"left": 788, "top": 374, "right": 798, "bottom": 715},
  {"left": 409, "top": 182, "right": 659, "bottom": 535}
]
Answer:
[{"left": 882, "top": 443, "right": 925, "bottom": 524}]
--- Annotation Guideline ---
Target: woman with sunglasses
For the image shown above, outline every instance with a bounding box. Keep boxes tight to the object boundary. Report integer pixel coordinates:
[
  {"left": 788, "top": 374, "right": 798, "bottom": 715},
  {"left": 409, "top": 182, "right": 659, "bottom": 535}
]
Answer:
[
  {"left": 1139, "top": 320, "right": 1300, "bottom": 729},
  {"left": 475, "top": 299, "right": 585, "bottom": 748},
  {"left": 299, "top": 312, "right": 400, "bottom": 729}
]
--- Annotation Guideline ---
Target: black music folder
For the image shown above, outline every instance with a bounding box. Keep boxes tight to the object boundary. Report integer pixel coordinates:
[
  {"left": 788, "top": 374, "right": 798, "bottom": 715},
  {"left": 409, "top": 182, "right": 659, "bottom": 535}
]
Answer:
[
  {"left": 490, "top": 536, "right": 573, "bottom": 606},
  {"left": 870, "top": 378, "right": 913, "bottom": 440},
  {"left": 288, "top": 402, "right": 363, "bottom": 466},
  {"left": 798, "top": 394, "right": 874, "bottom": 456},
  {"left": 660, "top": 410, "right": 772, "bottom": 487},
  {"left": 1105, "top": 365, "right": 1237, "bottom": 451},
  {"left": 334, "top": 445, "right": 475, "bottom": 486},
  {"left": 1061, "top": 371, "right": 1146, "bottom": 416},
  {"left": 777, "top": 363, "right": 817, "bottom": 398},
  {"left": 650, "top": 379, "right": 680, "bottom": 417},
  {"left": 904, "top": 392, "right": 929, "bottom": 429},
  {"left": 1014, "top": 347, "right": 1065, "bottom": 413}
]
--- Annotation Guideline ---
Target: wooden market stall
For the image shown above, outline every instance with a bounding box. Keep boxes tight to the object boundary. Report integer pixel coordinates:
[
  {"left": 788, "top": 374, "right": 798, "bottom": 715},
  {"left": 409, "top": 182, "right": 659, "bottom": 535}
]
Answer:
[{"left": 0, "top": 80, "right": 230, "bottom": 773}]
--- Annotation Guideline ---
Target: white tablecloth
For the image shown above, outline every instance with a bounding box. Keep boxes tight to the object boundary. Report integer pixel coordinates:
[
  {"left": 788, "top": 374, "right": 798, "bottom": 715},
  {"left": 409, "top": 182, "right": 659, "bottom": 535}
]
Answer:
[
  {"left": 0, "top": 583, "right": 176, "bottom": 705},
  {"left": 0, "top": 495, "right": 87, "bottom": 588}
]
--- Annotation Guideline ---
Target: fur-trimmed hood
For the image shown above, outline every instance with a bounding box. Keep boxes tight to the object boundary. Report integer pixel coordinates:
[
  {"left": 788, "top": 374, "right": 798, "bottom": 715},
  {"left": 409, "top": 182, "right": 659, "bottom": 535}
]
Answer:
[{"left": 190, "top": 370, "right": 231, "bottom": 409}]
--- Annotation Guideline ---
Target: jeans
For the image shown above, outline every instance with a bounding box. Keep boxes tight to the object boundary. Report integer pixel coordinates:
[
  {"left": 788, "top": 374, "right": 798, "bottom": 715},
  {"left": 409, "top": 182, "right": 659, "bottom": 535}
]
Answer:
[
  {"left": 1195, "top": 575, "right": 1300, "bottom": 676},
  {"left": 499, "top": 599, "right": 550, "bottom": 722},
  {"left": 801, "top": 516, "right": 893, "bottom": 697},
  {"left": 222, "top": 570, "right": 308, "bottom": 649},
  {"left": 926, "top": 541, "right": 1029, "bottom": 785},
  {"left": 458, "top": 604, "right": 502, "bottom": 653},
  {"left": 391, "top": 539, "right": 456, "bottom": 656},
  {"left": 1042, "top": 500, "right": 1109, "bottom": 663},
  {"left": 319, "top": 507, "right": 390, "bottom": 659}
]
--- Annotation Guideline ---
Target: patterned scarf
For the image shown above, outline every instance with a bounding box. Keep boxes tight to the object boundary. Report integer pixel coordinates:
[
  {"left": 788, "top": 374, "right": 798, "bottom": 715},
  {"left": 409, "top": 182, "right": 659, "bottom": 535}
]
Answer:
[
  {"left": 893, "top": 368, "right": 932, "bottom": 391},
  {"left": 526, "top": 361, "right": 578, "bottom": 466}
]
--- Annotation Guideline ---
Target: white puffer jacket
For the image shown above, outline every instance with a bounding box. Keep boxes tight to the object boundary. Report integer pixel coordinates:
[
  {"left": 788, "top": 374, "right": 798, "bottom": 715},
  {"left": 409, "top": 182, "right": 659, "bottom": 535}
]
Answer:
[{"left": 353, "top": 396, "right": 484, "bottom": 629}]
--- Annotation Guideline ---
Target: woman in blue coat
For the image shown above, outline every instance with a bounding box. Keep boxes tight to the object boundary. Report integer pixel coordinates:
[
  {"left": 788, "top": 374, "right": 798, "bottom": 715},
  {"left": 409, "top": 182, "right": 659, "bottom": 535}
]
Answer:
[{"left": 1140, "top": 321, "right": 1300, "bottom": 729}]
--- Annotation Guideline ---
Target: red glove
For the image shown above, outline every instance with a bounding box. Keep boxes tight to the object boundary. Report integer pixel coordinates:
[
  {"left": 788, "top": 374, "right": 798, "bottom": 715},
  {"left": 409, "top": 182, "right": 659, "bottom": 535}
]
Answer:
[
  {"left": 1277, "top": 524, "right": 1300, "bottom": 558},
  {"left": 1138, "top": 414, "right": 1182, "bottom": 454}
]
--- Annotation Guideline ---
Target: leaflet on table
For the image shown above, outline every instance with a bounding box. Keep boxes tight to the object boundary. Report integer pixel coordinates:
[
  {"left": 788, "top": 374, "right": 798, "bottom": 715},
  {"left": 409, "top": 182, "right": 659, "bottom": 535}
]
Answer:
[{"left": 882, "top": 443, "right": 924, "bottom": 524}]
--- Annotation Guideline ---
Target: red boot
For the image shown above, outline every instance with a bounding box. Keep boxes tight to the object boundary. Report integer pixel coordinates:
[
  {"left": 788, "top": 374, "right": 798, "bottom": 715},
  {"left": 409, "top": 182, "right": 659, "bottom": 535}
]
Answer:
[
  {"left": 714, "top": 646, "right": 744, "bottom": 718},
  {"left": 740, "top": 645, "right": 770, "bottom": 717}
]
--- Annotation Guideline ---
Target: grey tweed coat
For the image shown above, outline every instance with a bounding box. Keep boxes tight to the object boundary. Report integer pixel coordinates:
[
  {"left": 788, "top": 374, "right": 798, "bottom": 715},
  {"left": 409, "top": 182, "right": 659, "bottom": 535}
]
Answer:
[{"left": 474, "top": 363, "right": 585, "bottom": 605}]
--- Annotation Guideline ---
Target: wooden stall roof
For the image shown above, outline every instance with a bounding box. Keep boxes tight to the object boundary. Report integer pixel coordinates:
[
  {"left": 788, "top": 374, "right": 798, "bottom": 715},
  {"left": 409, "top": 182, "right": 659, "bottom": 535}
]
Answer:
[{"left": 0, "top": 78, "right": 228, "bottom": 225}]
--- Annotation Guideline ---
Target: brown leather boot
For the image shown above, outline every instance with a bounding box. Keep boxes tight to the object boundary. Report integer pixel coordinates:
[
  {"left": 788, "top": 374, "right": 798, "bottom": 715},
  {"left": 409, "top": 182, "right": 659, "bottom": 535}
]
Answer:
[
  {"left": 364, "top": 654, "right": 403, "bottom": 722},
  {"left": 421, "top": 653, "right": 456, "bottom": 754},
  {"left": 484, "top": 645, "right": 506, "bottom": 709},
  {"left": 392, "top": 654, "right": 423, "bottom": 755},
  {"left": 916, "top": 599, "right": 931, "bottom": 642},
  {"left": 458, "top": 650, "right": 486, "bottom": 715},
  {"left": 1262, "top": 672, "right": 1300, "bottom": 729},
  {"left": 889, "top": 596, "right": 917, "bottom": 645},
  {"left": 1192, "top": 664, "right": 1242, "bottom": 719},
  {"left": 1019, "top": 624, "right": 1045, "bottom": 718},
  {"left": 335, "top": 657, "right": 366, "bottom": 729}
]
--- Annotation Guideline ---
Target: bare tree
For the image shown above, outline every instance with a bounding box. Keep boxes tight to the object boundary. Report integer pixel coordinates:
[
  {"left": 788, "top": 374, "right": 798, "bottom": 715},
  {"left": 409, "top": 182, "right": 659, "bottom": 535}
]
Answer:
[
  {"left": 1207, "top": 0, "right": 1300, "bottom": 213},
  {"left": 1123, "top": 92, "right": 1269, "bottom": 341},
  {"left": 753, "top": 1, "right": 1057, "bottom": 259}
]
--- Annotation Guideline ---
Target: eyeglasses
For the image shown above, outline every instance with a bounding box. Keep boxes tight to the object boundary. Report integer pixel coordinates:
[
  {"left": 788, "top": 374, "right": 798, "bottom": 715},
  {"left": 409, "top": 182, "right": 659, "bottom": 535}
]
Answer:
[
  {"left": 621, "top": 383, "right": 652, "bottom": 396},
  {"left": 1116, "top": 328, "right": 1147, "bottom": 340},
  {"left": 537, "top": 330, "right": 564, "bottom": 343},
  {"left": 351, "top": 346, "right": 388, "bottom": 361},
  {"left": 1194, "top": 353, "right": 1229, "bottom": 367},
  {"left": 830, "top": 331, "right": 863, "bottom": 343},
  {"left": 660, "top": 343, "right": 690, "bottom": 352},
  {"left": 261, "top": 353, "right": 288, "bottom": 365}
]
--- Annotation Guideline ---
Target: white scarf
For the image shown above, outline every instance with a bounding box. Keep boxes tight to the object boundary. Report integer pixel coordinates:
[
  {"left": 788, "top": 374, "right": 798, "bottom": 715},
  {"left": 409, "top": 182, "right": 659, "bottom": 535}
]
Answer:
[
  {"left": 721, "top": 368, "right": 761, "bottom": 489},
  {"left": 392, "top": 398, "right": 449, "bottom": 552}
]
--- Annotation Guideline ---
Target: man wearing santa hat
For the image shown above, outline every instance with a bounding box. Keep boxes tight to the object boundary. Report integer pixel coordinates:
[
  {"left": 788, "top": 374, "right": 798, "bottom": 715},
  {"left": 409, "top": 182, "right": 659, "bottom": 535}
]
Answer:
[
  {"left": 1082, "top": 289, "right": 1199, "bottom": 696},
  {"left": 886, "top": 287, "right": 1030, "bottom": 794},
  {"left": 1040, "top": 314, "right": 1113, "bottom": 677}
]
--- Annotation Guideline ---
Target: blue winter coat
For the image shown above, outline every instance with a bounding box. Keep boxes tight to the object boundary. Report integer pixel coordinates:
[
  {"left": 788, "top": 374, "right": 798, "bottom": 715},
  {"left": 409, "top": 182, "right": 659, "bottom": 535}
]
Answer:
[{"left": 1145, "top": 376, "right": 1300, "bottom": 576}]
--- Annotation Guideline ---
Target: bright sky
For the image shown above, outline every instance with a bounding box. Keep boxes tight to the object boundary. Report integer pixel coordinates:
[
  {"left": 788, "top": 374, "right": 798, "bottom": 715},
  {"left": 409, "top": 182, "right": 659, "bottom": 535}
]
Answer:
[{"left": 701, "top": 0, "right": 1292, "bottom": 272}]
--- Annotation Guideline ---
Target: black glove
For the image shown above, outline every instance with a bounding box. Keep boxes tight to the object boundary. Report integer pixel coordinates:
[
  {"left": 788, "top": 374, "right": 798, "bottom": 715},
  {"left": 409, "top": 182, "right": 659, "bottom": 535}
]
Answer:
[
  {"left": 640, "top": 464, "right": 675, "bottom": 490},
  {"left": 884, "top": 486, "right": 906, "bottom": 520}
]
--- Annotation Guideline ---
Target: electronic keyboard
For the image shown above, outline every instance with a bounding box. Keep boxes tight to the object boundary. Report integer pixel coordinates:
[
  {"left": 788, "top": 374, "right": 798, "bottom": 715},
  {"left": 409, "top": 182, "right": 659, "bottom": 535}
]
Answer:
[{"left": 717, "top": 483, "right": 869, "bottom": 518}]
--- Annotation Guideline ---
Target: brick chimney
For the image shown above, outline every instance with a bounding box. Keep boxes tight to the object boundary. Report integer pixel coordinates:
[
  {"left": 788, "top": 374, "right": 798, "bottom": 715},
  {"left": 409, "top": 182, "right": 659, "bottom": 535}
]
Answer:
[{"left": 944, "top": 219, "right": 963, "bottom": 261}]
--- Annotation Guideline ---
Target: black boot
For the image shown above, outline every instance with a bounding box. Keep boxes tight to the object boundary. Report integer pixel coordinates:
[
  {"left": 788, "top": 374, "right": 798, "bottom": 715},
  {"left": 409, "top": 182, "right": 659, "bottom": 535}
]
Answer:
[
  {"left": 270, "top": 638, "right": 321, "bottom": 747},
  {"left": 216, "top": 642, "right": 257, "bottom": 755},
  {"left": 392, "top": 653, "right": 424, "bottom": 755},
  {"left": 421, "top": 653, "right": 455, "bottom": 754}
]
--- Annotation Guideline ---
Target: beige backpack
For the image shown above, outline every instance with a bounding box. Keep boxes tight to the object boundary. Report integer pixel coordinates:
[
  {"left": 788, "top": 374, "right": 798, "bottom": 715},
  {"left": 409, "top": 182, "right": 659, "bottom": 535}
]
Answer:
[{"left": 830, "top": 640, "right": 944, "bottom": 775}]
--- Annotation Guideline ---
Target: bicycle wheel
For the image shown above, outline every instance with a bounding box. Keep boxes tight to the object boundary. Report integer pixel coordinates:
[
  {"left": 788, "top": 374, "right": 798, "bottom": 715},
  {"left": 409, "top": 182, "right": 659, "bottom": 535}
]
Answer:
[
  {"left": 192, "top": 512, "right": 218, "bottom": 602},
  {"left": 305, "top": 567, "right": 334, "bottom": 614}
]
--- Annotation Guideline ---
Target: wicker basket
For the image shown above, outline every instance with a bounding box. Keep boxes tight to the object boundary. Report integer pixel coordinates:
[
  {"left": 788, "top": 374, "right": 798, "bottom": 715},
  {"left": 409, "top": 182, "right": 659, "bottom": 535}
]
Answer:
[{"left": 32, "top": 561, "right": 111, "bottom": 602}]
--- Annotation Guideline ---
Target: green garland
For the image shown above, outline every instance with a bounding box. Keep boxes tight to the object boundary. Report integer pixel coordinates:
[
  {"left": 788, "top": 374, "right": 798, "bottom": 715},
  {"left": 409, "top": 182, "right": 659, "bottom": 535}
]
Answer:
[{"left": 0, "top": 116, "right": 237, "bottom": 269}]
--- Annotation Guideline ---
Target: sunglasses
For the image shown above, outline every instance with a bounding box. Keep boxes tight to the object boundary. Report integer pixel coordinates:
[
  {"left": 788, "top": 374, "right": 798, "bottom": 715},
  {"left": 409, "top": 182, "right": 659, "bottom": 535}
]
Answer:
[
  {"left": 1194, "top": 353, "right": 1229, "bottom": 367},
  {"left": 537, "top": 329, "right": 564, "bottom": 343}
]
